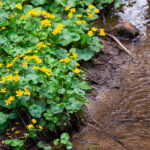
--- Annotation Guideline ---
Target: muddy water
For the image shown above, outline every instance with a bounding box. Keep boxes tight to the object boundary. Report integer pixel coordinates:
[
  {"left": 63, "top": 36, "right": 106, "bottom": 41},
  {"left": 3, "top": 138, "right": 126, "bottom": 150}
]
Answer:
[{"left": 72, "top": 1, "right": 150, "bottom": 150}]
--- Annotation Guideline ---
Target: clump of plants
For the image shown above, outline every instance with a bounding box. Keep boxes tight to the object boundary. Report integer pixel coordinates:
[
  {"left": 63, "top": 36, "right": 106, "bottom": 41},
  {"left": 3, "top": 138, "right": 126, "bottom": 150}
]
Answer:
[{"left": 0, "top": 0, "right": 108, "bottom": 149}]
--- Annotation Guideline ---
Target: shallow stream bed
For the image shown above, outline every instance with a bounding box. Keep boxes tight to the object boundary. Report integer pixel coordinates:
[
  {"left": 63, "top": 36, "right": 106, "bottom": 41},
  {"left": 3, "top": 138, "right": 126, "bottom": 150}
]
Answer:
[{"left": 71, "top": 1, "right": 150, "bottom": 149}]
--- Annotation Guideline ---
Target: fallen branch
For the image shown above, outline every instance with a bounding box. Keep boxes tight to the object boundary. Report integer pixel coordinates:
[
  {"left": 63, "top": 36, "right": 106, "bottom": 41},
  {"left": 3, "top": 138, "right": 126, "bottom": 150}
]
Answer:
[
  {"left": 96, "top": 27, "right": 132, "bottom": 57},
  {"left": 105, "top": 33, "right": 133, "bottom": 57}
]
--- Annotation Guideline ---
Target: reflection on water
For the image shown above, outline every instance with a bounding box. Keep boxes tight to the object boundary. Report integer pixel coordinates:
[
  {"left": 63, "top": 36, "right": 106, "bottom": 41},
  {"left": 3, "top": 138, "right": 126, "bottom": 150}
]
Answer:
[{"left": 72, "top": 0, "right": 150, "bottom": 149}]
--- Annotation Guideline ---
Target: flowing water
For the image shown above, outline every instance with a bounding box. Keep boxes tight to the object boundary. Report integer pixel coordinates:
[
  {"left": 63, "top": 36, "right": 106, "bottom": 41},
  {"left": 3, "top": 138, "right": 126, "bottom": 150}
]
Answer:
[{"left": 72, "top": 0, "right": 150, "bottom": 149}]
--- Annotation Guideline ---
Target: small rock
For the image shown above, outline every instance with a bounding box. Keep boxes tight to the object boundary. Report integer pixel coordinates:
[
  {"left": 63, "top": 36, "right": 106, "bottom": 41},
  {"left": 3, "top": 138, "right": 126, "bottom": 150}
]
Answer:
[{"left": 116, "top": 21, "right": 139, "bottom": 38}]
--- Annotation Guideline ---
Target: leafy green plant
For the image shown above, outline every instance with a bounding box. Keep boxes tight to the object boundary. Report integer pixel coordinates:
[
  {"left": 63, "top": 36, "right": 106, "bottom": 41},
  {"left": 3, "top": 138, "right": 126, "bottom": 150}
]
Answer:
[
  {"left": 4, "top": 139, "right": 24, "bottom": 150},
  {"left": 54, "top": 133, "right": 72, "bottom": 150},
  {"left": 0, "top": 0, "right": 120, "bottom": 149}
]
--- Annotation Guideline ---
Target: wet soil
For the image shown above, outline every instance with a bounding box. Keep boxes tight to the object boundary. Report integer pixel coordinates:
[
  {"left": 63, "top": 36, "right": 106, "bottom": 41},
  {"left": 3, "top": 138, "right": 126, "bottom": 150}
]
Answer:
[{"left": 71, "top": 0, "right": 150, "bottom": 150}]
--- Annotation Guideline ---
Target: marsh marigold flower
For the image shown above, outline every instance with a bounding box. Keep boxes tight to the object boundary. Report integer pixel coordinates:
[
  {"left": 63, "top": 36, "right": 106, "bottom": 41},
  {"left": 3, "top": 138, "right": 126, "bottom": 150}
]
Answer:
[
  {"left": 0, "top": 88, "right": 7, "bottom": 93},
  {"left": 16, "top": 3, "right": 22, "bottom": 9},
  {"left": 88, "top": 30, "right": 93, "bottom": 36},
  {"left": 22, "top": 61, "right": 28, "bottom": 67},
  {"left": 76, "top": 20, "right": 82, "bottom": 24},
  {"left": 73, "top": 68, "right": 80, "bottom": 74},
  {"left": 91, "top": 27, "right": 97, "bottom": 32},
  {"left": 27, "top": 124, "right": 34, "bottom": 129},
  {"left": 100, "top": 28, "right": 105, "bottom": 36},
  {"left": 52, "top": 24, "right": 63, "bottom": 35},
  {"left": 71, "top": 53, "right": 78, "bottom": 58},
  {"left": 13, "top": 75, "right": 20, "bottom": 82},
  {"left": 24, "top": 88, "right": 30, "bottom": 95},
  {"left": 87, "top": 13, "right": 94, "bottom": 18},
  {"left": 10, "top": 14, "right": 14, "bottom": 18},
  {"left": 16, "top": 89, "right": 24, "bottom": 97},
  {"left": 70, "top": 8, "right": 76, "bottom": 13},
  {"left": 88, "top": 4, "right": 94, "bottom": 9},
  {"left": 32, "top": 119, "right": 37, "bottom": 124},
  {"left": 0, "top": 1, "right": 2, "bottom": 5},
  {"left": 64, "top": 57, "right": 70, "bottom": 63},
  {"left": 76, "top": 14, "right": 83, "bottom": 18},
  {"left": 65, "top": 6, "right": 71, "bottom": 10},
  {"left": 68, "top": 12, "right": 73, "bottom": 18},
  {"left": 95, "top": 9, "right": 100, "bottom": 13},
  {"left": 60, "top": 59, "right": 64, "bottom": 63}
]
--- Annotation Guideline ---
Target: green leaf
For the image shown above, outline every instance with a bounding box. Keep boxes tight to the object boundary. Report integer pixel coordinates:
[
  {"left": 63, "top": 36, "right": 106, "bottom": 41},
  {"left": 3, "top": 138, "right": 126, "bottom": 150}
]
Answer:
[
  {"left": 28, "top": 104, "right": 43, "bottom": 118},
  {"left": 0, "top": 112, "right": 8, "bottom": 124}
]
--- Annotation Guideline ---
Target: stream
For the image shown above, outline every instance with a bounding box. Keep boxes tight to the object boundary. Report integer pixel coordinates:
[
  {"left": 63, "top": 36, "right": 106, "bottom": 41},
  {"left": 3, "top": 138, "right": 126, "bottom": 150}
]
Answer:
[{"left": 71, "top": 0, "right": 150, "bottom": 150}]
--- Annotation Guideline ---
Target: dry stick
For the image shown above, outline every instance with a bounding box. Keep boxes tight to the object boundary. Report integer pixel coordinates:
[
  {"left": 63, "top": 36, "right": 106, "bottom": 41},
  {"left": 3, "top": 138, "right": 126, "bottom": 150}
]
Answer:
[
  {"left": 105, "top": 33, "right": 133, "bottom": 57},
  {"left": 96, "top": 27, "right": 132, "bottom": 57}
]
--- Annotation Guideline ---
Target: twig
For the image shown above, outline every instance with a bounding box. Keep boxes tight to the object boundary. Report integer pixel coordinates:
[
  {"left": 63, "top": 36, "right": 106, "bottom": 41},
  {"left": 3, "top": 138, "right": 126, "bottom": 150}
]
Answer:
[
  {"left": 97, "top": 28, "right": 132, "bottom": 57},
  {"left": 105, "top": 33, "right": 133, "bottom": 57},
  {"left": 16, "top": 110, "right": 28, "bottom": 130}
]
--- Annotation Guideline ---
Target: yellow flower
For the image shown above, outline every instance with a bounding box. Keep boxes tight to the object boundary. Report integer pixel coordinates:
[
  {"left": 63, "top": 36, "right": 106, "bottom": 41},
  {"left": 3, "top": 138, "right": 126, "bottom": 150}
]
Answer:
[
  {"left": 16, "top": 3, "right": 22, "bottom": 9},
  {"left": 13, "top": 75, "right": 20, "bottom": 82},
  {"left": 87, "top": 13, "right": 94, "bottom": 18},
  {"left": 40, "top": 19, "right": 51, "bottom": 28},
  {"left": 34, "top": 50, "right": 38, "bottom": 53},
  {"left": 95, "top": 9, "right": 100, "bottom": 13},
  {"left": 24, "top": 88, "right": 30, "bottom": 95},
  {"left": 46, "top": 43, "right": 51, "bottom": 46},
  {"left": 0, "top": 63, "right": 2, "bottom": 67},
  {"left": 27, "top": 124, "right": 34, "bottom": 129},
  {"left": 10, "top": 14, "right": 14, "bottom": 18},
  {"left": 22, "top": 61, "right": 28, "bottom": 67},
  {"left": 88, "top": 30, "right": 93, "bottom": 36},
  {"left": 0, "top": 1, "right": 2, "bottom": 5},
  {"left": 68, "top": 12, "right": 73, "bottom": 18},
  {"left": 76, "top": 20, "right": 82, "bottom": 24},
  {"left": 73, "top": 68, "right": 80, "bottom": 74},
  {"left": 71, "top": 52, "right": 78, "bottom": 58},
  {"left": 6, "top": 74, "right": 13, "bottom": 81},
  {"left": 88, "top": 4, "right": 94, "bottom": 9},
  {"left": 76, "top": 63, "right": 80, "bottom": 66},
  {"left": 1, "top": 141, "right": 5, "bottom": 144},
  {"left": 27, "top": 50, "right": 32, "bottom": 53},
  {"left": 76, "top": 14, "right": 83, "bottom": 18},
  {"left": 31, "top": 119, "right": 37, "bottom": 124},
  {"left": 86, "top": 9, "right": 91, "bottom": 12},
  {"left": 32, "top": 66, "right": 39, "bottom": 70},
  {"left": 100, "top": 29, "right": 105, "bottom": 36},
  {"left": 36, "top": 58, "right": 42, "bottom": 64},
  {"left": 38, "top": 125, "right": 43, "bottom": 131},
  {"left": 14, "top": 130, "right": 21, "bottom": 134},
  {"left": 60, "top": 59, "right": 64, "bottom": 63},
  {"left": 14, "top": 70, "right": 19, "bottom": 74},
  {"left": 0, "top": 76, "right": 7, "bottom": 83},
  {"left": 91, "top": 27, "right": 97, "bottom": 32},
  {"left": 16, "top": 89, "right": 24, "bottom": 97},
  {"left": 65, "top": 6, "right": 71, "bottom": 10},
  {"left": 52, "top": 24, "right": 63, "bottom": 35},
  {"left": 82, "top": 20, "right": 86, "bottom": 23},
  {"left": 6, "top": 63, "right": 13, "bottom": 68},
  {"left": 5, "top": 99, "right": 12, "bottom": 105},
  {"left": 1, "top": 26, "right": 5, "bottom": 29},
  {"left": 70, "top": 8, "right": 76, "bottom": 13},
  {"left": 37, "top": 42, "right": 46, "bottom": 49},
  {"left": 8, "top": 96, "right": 15, "bottom": 101},
  {"left": 64, "top": 57, "right": 70, "bottom": 63},
  {"left": 0, "top": 88, "right": 7, "bottom": 93}
]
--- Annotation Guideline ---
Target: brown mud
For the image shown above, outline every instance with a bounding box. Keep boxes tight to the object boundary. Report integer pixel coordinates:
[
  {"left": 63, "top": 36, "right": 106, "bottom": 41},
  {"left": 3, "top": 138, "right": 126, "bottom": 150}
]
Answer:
[{"left": 71, "top": 0, "right": 150, "bottom": 150}]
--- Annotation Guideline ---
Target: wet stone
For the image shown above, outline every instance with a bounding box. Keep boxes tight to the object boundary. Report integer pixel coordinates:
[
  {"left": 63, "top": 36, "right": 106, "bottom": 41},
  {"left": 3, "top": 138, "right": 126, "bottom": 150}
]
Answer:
[{"left": 116, "top": 21, "right": 139, "bottom": 38}]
